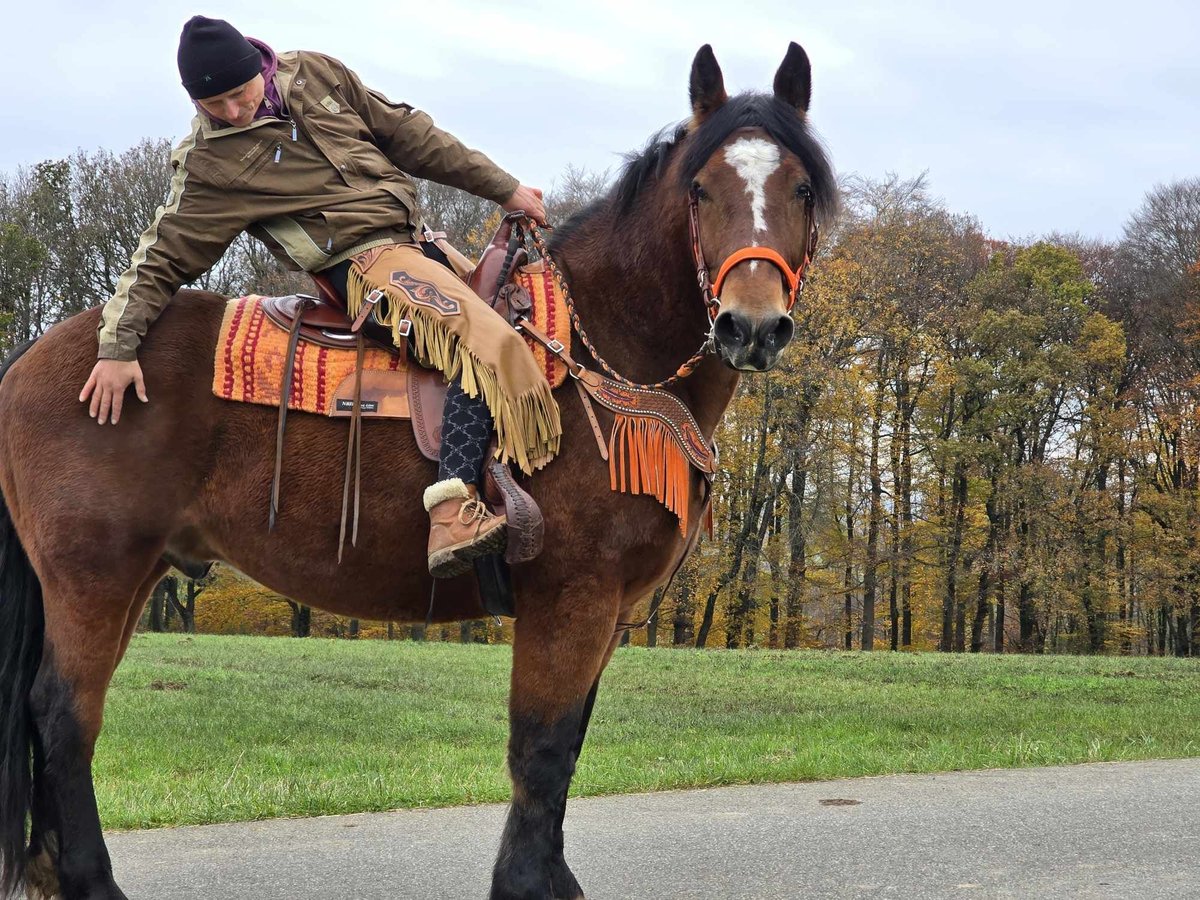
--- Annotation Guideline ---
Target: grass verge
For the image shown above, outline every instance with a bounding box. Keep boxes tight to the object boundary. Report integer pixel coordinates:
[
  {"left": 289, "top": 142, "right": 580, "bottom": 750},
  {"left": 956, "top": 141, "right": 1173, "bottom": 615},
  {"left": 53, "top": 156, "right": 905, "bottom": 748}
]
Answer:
[{"left": 97, "top": 634, "right": 1200, "bottom": 830}]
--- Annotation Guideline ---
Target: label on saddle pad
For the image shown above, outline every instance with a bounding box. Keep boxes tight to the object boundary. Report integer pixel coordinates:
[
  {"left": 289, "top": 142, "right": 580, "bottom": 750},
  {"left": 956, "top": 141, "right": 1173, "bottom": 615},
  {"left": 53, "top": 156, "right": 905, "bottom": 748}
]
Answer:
[{"left": 335, "top": 398, "right": 380, "bottom": 413}]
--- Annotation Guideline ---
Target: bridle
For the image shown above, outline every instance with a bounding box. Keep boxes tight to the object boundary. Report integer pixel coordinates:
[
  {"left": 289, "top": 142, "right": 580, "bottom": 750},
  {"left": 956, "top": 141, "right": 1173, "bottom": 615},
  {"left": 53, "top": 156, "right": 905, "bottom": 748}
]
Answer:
[
  {"left": 688, "top": 186, "right": 820, "bottom": 324},
  {"left": 519, "top": 182, "right": 821, "bottom": 391}
]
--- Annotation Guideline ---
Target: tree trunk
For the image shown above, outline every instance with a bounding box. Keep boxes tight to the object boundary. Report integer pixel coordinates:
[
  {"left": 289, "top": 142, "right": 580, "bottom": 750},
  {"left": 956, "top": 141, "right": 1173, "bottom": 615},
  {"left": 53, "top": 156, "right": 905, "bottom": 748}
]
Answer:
[
  {"left": 842, "top": 412, "right": 858, "bottom": 651},
  {"left": 673, "top": 579, "right": 695, "bottom": 646},
  {"left": 861, "top": 360, "right": 885, "bottom": 651},
  {"left": 784, "top": 446, "right": 811, "bottom": 649},
  {"left": 697, "top": 385, "right": 773, "bottom": 649},
  {"left": 727, "top": 489, "right": 775, "bottom": 649},
  {"left": 646, "top": 597, "right": 660, "bottom": 648},
  {"left": 942, "top": 457, "right": 968, "bottom": 652},
  {"left": 900, "top": 392, "right": 915, "bottom": 648},
  {"left": 971, "top": 472, "right": 1002, "bottom": 653},
  {"left": 149, "top": 581, "right": 167, "bottom": 632},
  {"left": 162, "top": 577, "right": 195, "bottom": 634},
  {"left": 994, "top": 579, "right": 1006, "bottom": 653}
]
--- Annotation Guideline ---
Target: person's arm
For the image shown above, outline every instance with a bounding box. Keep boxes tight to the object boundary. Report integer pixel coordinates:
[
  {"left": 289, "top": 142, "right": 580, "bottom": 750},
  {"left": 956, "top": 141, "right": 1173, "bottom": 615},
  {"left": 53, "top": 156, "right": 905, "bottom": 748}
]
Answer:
[
  {"left": 328, "top": 56, "right": 522, "bottom": 207},
  {"left": 82, "top": 124, "right": 243, "bottom": 424},
  {"left": 96, "top": 124, "right": 242, "bottom": 361}
]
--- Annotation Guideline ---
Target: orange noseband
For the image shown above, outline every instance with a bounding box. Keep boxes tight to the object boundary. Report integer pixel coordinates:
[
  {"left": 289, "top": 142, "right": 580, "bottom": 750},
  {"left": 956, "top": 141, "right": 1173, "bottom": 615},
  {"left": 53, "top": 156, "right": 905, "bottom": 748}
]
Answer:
[
  {"left": 688, "top": 189, "right": 819, "bottom": 323},
  {"left": 711, "top": 246, "right": 809, "bottom": 312}
]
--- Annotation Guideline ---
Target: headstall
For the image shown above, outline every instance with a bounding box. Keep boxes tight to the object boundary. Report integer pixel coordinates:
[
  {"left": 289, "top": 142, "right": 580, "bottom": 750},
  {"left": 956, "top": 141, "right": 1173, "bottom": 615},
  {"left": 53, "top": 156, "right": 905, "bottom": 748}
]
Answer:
[{"left": 687, "top": 187, "right": 820, "bottom": 325}]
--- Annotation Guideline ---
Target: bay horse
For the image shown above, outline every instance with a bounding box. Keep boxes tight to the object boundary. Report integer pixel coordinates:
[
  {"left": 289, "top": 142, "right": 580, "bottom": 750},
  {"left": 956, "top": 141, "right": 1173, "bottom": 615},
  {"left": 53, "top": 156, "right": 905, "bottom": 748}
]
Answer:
[{"left": 0, "top": 43, "right": 835, "bottom": 900}]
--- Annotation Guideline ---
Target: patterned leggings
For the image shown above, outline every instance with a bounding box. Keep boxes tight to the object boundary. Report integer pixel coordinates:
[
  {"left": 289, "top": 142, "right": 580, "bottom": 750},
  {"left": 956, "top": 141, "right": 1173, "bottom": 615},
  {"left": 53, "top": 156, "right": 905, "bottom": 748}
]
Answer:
[{"left": 438, "top": 380, "right": 493, "bottom": 484}]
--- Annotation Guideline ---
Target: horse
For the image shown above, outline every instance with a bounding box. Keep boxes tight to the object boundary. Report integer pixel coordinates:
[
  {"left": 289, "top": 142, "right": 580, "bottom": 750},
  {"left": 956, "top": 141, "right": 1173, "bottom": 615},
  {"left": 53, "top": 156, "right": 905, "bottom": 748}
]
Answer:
[{"left": 0, "top": 42, "right": 836, "bottom": 900}]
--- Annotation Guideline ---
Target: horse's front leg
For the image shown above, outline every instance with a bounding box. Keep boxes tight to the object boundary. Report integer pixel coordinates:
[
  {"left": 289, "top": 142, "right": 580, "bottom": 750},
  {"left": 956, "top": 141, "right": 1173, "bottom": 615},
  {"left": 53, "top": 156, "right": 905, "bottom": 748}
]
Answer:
[{"left": 491, "top": 582, "right": 618, "bottom": 900}]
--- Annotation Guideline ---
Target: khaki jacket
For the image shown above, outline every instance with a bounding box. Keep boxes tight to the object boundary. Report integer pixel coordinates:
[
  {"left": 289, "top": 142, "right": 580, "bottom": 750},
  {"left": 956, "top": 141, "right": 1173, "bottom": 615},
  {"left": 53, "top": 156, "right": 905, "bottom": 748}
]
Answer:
[{"left": 97, "top": 51, "right": 519, "bottom": 361}]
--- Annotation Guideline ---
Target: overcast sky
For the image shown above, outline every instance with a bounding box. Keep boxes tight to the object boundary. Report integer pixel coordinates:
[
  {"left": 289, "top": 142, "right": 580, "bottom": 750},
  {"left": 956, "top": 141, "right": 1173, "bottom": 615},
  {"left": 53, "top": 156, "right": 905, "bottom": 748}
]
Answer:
[{"left": 2, "top": 0, "right": 1196, "bottom": 240}]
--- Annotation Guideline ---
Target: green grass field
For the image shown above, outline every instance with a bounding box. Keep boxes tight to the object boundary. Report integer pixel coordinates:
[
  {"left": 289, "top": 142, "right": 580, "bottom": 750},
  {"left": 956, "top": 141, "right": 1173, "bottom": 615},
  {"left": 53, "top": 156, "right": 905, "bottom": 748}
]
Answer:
[{"left": 97, "top": 634, "right": 1200, "bottom": 830}]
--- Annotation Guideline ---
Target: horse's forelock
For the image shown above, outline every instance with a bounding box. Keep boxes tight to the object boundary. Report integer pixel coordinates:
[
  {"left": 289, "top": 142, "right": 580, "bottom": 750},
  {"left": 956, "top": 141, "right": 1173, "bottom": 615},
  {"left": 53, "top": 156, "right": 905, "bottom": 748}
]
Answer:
[
  {"left": 556, "top": 93, "right": 837, "bottom": 246},
  {"left": 677, "top": 94, "right": 838, "bottom": 224}
]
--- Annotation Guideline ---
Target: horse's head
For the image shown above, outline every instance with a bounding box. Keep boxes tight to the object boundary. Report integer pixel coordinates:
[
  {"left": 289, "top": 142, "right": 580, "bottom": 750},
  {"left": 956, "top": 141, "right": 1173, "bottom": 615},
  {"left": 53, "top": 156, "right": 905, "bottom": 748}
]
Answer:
[{"left": 676, "top": 43, "right": 836, "bottom": 371}]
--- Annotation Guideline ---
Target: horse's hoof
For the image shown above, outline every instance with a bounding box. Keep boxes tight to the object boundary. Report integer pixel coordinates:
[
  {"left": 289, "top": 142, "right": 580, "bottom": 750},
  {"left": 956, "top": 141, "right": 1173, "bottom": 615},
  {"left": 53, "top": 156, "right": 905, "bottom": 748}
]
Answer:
[{"left": 549, "top": 856, "right": 585, "bottom": 900}]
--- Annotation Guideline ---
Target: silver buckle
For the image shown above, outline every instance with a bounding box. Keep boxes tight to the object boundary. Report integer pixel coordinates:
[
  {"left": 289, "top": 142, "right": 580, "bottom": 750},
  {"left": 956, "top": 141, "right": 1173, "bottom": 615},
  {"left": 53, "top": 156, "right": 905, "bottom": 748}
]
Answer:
[
  {"left": 397, "top": 319, "right": 412, "bottom": 337},
  {"left": 364, "top": 288, "right": 386, "bottom": 305},
  {"left": 548, "top": 339, "right": 565, "bottom": 355}
]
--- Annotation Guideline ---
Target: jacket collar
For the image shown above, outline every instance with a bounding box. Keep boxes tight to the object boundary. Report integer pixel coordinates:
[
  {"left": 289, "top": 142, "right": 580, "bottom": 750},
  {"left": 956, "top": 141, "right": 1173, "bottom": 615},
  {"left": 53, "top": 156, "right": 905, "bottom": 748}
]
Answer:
[{"left": 199, "top": 51, "right": 304, "bottom": 140}]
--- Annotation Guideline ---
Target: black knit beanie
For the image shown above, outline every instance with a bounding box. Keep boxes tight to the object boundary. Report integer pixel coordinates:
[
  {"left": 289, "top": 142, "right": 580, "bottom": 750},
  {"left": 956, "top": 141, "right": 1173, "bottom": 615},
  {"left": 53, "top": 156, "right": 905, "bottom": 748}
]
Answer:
[{"left": 177, "top": 16, "right": 261, "bottom": 99}]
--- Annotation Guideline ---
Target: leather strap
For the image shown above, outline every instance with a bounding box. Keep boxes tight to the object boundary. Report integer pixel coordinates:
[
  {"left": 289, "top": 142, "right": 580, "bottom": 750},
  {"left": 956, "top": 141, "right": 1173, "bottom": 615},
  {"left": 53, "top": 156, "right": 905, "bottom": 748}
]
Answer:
[
  {"left": 338, "top": 333, "right": 365, "bottom": 562},
  {"left": 574, "top": 378, "right": 609, "bottom": 461},
  {"left": 515, "top": 316, "right": 587, "bottom": 381},
  {"left": 515, "top": 316, "right": 607, "bottom": 459},
  {"left": 270, "top": 297, "right": 315, "bottom": 530},
  {"left": 352, "top": 288, "right": 385, "bottom": 332}
]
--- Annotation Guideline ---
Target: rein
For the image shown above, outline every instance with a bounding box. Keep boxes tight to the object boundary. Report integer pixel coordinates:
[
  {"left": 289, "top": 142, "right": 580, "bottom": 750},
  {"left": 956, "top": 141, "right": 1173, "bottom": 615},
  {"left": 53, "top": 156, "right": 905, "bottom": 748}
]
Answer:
[{"left": 523, "top": 222, "right": 710, "bottom": 390}]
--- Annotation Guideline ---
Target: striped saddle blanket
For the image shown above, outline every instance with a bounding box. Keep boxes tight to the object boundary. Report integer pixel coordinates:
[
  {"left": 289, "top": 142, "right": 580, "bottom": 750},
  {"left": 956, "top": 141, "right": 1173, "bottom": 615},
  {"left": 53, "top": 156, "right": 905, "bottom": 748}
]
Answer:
[{"left": 212, "top": 261, "right": 571, "bottom": 419}]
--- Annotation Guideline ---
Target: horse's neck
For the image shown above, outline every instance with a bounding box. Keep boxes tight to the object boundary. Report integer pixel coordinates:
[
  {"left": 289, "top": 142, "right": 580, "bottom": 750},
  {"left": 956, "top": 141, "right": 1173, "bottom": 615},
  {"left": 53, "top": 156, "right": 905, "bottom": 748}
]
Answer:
[{"left": 552, "top": 202, "right": 740, "bottom": 440}]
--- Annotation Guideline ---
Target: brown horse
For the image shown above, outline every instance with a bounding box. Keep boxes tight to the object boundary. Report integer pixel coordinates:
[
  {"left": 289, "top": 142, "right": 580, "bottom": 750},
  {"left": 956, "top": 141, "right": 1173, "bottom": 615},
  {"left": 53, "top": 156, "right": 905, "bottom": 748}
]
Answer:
[{"left": 0, "top": 43, "right": 835, "bottom": 900}]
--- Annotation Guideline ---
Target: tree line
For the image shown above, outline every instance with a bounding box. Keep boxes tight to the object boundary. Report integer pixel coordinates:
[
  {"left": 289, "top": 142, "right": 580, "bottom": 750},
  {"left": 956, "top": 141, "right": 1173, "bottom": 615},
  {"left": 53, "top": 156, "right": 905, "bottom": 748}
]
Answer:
[{"left": 2, "top": 139, "right": 1198, "bottom": 655}]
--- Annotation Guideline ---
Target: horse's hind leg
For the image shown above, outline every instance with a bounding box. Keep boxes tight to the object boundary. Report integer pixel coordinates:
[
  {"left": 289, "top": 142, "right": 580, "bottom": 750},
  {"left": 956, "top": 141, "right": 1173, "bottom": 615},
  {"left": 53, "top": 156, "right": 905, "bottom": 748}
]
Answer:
[
  {"left": 491, "top": 581, "right": 619, "bottom": 900},
  {"left": 26, "top": 562, "right": 165, "bottom": 900}
]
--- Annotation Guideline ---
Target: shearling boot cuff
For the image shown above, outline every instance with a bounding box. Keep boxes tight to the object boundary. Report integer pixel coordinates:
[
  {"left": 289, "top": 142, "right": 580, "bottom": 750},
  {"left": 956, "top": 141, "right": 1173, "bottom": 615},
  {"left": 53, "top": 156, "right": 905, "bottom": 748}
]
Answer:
[{"left": 423, "top": 478, "right": 471, "bottom": 512}]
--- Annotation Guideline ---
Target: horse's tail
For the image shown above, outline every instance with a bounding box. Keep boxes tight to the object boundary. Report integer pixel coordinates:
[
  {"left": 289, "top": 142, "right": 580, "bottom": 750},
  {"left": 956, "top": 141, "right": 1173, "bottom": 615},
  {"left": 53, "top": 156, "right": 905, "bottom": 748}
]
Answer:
[{"left": 0, "top": 340, "right": 44, "bottom": 898}]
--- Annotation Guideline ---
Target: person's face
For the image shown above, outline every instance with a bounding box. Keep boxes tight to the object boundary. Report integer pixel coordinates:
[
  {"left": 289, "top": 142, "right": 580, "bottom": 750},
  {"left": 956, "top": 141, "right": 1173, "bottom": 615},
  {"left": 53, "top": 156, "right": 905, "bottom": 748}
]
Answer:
[{"left": 196, "top": 74, "right": 265, "bottom": 127}]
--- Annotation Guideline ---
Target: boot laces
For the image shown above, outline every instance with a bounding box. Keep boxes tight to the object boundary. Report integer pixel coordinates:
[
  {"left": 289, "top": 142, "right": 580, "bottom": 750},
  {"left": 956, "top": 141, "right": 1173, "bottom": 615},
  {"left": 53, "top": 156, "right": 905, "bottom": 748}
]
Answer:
[{"left": 458, "top": 498, "right": 494, "bottom": 527}]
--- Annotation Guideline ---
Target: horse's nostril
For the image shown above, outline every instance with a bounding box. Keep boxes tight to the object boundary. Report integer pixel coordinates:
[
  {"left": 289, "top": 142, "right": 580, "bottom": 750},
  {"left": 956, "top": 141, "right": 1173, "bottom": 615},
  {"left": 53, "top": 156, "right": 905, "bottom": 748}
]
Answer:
[
  {"left": 758, "top": 314, "right": 795, "bottom": 352},
  {"left": 713, "top": 311, "right": 751, "bottom": 349}
]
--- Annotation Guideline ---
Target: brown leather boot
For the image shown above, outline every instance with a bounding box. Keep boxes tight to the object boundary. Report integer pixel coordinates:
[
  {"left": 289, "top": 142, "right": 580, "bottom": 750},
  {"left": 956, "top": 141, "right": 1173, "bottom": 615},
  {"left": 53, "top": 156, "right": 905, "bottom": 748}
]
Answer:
[{"left": 424, "top": 478, "right": 508, "bottom": 578}]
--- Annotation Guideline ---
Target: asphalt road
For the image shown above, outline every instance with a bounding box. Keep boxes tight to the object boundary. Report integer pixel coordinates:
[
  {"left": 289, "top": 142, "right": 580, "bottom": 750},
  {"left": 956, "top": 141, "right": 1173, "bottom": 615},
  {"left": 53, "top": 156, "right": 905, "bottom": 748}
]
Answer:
[{"left": 106, "top": 758, "right": 1200, "bottom": 899}]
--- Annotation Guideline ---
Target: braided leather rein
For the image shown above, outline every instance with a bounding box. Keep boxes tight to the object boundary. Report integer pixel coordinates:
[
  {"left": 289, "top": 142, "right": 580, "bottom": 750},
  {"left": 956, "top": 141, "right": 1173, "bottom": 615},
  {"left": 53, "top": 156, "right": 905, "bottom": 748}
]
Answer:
[{"left": 523, "top": 221, "right": 711, "bottom": 390}]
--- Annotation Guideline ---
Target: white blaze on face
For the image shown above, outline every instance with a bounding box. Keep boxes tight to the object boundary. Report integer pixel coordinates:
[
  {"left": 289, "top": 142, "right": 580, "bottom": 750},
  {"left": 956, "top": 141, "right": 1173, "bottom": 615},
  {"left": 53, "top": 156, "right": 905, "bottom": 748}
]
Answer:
[{"left": 724, "top": 137, "right": 781, "bottom": 273}]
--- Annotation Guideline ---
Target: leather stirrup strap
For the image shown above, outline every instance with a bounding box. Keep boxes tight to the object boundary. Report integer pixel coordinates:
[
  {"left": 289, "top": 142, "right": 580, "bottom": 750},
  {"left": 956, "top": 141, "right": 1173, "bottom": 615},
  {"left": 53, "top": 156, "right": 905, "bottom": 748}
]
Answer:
[
  {"left": 338, "top": 332, "right": 366, "bottom": 562},
  {"left": 270, "top": 298, "right": 315, "bottom": 530}
]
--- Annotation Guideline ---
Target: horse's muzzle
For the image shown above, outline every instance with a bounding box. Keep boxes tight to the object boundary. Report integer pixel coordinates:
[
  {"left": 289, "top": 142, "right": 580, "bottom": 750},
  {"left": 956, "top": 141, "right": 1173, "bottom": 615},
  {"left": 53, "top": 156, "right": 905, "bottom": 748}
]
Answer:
[{"left": 711, "top": 309, "right": 795, "bottom": 371}]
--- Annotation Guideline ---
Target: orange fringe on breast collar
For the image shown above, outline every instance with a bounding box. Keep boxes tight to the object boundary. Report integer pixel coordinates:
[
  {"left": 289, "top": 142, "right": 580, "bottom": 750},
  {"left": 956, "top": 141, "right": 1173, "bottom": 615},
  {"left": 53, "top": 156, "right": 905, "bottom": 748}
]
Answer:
[
  {"left": 575, "top": 377, "right": 718, "bottom": 537},
  {"left": 609, "top": 415, "right": 699, "bottom": 535}
]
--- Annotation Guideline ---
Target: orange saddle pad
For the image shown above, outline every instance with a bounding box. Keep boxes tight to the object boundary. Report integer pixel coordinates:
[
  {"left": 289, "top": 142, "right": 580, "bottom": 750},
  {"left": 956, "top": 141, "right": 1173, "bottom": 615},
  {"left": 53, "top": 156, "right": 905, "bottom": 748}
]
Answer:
[
  {"left": 212, "top": 281, "right": 572, "bottom": 416},
  {"left": 212, "top": 296, "right": 407, "bottom": 416}
]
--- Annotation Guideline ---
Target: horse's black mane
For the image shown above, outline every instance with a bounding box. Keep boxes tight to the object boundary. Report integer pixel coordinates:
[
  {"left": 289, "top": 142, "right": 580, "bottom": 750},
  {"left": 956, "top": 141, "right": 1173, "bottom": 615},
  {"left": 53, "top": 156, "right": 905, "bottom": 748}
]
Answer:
[{"left": 553, "top": 93, "right": 837, "bottom": 248}]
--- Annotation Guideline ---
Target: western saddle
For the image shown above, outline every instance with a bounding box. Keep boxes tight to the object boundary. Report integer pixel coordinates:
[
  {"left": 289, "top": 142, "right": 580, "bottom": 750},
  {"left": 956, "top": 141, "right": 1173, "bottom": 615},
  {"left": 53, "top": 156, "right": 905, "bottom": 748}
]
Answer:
[{"left": 265, "top": 216, "right": 544, "bottom": 590}]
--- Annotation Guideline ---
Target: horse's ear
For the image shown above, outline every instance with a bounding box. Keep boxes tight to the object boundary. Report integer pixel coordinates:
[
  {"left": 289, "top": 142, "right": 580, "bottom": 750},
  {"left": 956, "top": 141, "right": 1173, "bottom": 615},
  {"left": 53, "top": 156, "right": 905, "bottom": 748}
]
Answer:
[
  {"left": 773, "top": 42, "right": 812, "bottom": 114},
  {"left": 689, "top": 44, "right": 728, "bottom": 122}
]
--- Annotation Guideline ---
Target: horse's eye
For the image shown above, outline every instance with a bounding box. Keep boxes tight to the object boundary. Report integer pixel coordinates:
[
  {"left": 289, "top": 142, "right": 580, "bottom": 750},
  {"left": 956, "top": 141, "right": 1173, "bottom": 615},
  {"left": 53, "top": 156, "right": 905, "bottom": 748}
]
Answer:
[
  {"left": 795, "top": 183, "right": 813, "bottom": 200},
  {"left": 692, "top": 181, "right": 709, "bottom": 201}
]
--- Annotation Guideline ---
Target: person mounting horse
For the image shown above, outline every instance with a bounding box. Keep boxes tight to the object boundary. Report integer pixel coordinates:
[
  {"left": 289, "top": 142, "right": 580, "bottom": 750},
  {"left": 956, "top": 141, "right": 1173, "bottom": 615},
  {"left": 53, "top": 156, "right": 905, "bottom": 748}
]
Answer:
[{"left": 77, "top": 16, "right": 562, "bottom": 578}]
